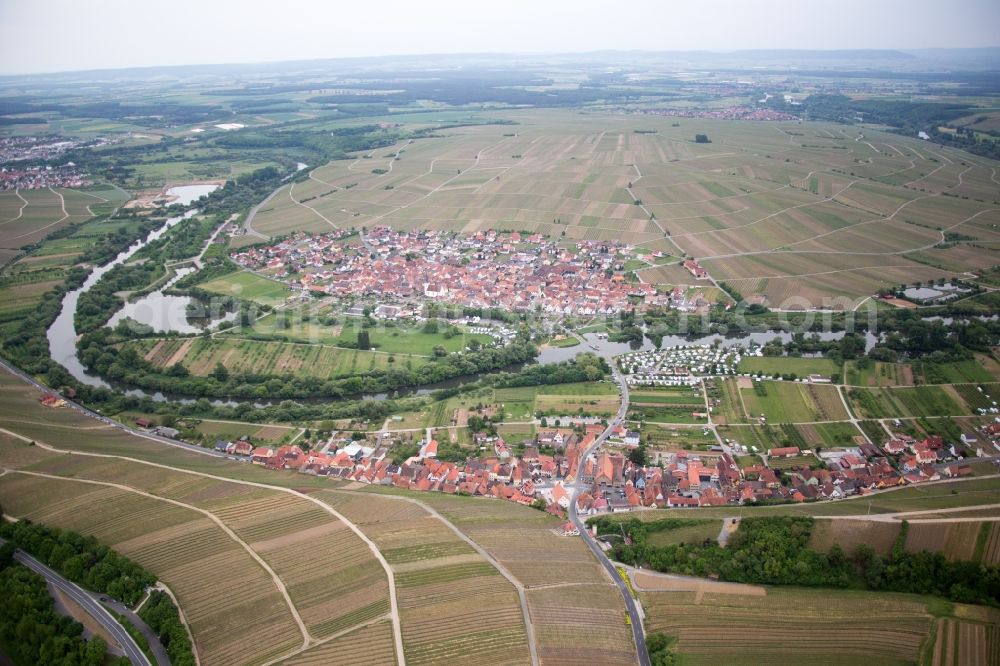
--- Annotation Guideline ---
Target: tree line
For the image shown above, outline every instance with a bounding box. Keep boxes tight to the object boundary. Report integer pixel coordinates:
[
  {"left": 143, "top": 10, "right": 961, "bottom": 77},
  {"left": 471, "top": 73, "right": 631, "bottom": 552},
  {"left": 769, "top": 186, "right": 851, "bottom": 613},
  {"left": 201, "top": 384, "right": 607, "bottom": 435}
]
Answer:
[
  {"left": 595, "top": 516, "right": 1000, "bottom": 607},
  {"left": 0, "top": 519, "right": 196, "bottom": 666},
  {"left": 0, "top": 544, "right": 125, "bottom": 666}
]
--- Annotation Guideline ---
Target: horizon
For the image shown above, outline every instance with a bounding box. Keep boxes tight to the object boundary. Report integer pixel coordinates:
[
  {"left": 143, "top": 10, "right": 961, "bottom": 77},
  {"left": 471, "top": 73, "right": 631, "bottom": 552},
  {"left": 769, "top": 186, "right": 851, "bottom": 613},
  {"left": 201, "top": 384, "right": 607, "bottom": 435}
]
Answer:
[
  {"left": 3, "top": 46, "right": 1000, "bottom": 80},
  {"left": 2, "top": 0, "right": 1000, "bottom": 76}
]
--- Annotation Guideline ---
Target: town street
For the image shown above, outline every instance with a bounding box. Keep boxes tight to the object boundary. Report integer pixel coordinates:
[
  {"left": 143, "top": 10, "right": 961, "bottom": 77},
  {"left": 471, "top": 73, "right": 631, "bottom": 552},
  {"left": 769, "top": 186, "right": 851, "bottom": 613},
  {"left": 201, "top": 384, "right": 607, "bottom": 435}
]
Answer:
[{"left": 566, "top": 363, "right": 650, "bottom": 666}]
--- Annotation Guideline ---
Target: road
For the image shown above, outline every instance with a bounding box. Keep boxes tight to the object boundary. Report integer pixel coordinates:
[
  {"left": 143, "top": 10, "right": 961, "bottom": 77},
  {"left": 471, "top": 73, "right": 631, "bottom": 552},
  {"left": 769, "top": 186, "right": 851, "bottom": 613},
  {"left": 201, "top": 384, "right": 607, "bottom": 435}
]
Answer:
[
  {"left": 6, "top": 542, "right": 152, "bottom": 666},
  {"left": 0, "top": 358, "right": 224, "bottom": 459},
  {"left": 565, "top": 362, "right": 650, "bottom": 666}
]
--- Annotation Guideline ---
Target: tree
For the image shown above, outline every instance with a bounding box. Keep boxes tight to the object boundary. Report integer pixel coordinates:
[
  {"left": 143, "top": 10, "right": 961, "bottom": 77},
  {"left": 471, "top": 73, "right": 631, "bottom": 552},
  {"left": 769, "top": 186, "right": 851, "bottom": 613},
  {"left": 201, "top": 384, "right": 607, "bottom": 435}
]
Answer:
[
  {"left": 212, "top": 362, "right": 229, "bottom": 382},
  {"left": 357, "top": 330, "right": 371, "bottom": 350},
  {"left": 695, "top": 134, "right": 711, "bottom": 144}
]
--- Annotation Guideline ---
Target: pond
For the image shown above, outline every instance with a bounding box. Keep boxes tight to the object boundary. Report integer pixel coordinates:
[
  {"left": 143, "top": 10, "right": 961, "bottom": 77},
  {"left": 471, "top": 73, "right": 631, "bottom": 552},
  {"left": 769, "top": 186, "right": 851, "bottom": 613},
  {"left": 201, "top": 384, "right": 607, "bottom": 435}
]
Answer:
[
  {"left": 106, "top": 267, "right": 237, "bottom": 335},
  {"left": 166, "top": 184, "right": 219, "bottom": 206}
]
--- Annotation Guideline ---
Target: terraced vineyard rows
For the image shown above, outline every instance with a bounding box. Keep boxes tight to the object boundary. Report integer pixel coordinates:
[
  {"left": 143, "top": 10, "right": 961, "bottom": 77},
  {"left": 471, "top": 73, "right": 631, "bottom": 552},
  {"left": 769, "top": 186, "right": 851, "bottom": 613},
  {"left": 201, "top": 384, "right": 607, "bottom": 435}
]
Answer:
[
  {"left": 642, "top": 588, "right": 933, "bottom": 665},
  {"left": 414, "top": 492, "right": 636, "bottom": 665},
  {"left": 931, "top": 618, "right": 1000, "bottom": 666},
  {"left": 281, "top": 620, "right": 398, "bottom": 666},
  {"left": 315, "top": 491, "right": 531, "bottom": 666},
  {"left": 527, "top": 584, "right": 635, "bottom": 666},
  {"left": 0, "top": 472, "right": 302, "bottom": 666}
]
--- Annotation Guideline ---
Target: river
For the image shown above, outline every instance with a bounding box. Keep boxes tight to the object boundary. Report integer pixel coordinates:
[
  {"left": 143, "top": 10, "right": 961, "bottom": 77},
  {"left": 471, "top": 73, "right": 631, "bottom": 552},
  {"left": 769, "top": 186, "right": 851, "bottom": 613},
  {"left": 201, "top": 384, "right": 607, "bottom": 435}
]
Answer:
[{"left": 48, "top": 184, "right": 220, "bottom": 388}]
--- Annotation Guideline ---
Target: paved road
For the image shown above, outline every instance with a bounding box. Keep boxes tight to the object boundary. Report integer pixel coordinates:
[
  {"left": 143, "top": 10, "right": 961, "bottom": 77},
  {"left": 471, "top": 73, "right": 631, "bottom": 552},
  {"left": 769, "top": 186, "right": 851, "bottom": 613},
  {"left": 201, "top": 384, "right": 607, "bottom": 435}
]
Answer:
[
  {"left": 566, "top": 363, "right": 650, "bottom": 666},
  {"left": 6, "top": 543, "right": 152, "bottom": 666},
  {"left": 0, "top": 358, "right": 224, "bottom": 460}
]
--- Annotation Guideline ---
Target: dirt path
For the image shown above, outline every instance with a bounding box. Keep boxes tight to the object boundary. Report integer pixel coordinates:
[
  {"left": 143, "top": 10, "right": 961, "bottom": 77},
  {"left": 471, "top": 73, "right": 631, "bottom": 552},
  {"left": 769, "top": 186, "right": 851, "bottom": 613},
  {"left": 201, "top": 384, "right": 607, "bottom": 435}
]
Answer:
[
  {"left": 332, "top": 488, "right": 540, "bottom": 666},
  {"left": 5, "top": 187, "right": 70, "bottom": 241},
  {"left": 288, "top": 181, "right": 339, "bottom": 231},
  {"left": 0, "top": 427, "right": 406, "bottom": 666},
  {"left": 153, "top": 582, "right": 200, "bottom": 666},
  {"left": 1, "top": 188, "right": 28, "bottom": 224},
  {"left": 628, "top": 567, "right": 766, "bottom": 596}
]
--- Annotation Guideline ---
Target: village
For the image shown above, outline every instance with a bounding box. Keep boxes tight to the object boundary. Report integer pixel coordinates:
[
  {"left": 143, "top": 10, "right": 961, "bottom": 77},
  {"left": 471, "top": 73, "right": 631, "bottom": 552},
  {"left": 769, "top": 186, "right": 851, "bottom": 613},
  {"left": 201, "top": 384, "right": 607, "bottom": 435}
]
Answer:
[
  {"left": 228, "top": 226, "right": 692, "bottom": 315},
  {"left": 136, "top": 409, "right": 1000, "bottom": 518}
]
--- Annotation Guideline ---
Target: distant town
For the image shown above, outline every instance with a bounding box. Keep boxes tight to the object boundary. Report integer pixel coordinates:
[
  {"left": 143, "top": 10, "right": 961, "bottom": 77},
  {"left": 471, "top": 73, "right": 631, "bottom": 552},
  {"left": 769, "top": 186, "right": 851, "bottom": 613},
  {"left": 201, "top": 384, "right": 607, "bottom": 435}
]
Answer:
[{"left": 230, "top": 227, "right": 704, "bottom": 315}]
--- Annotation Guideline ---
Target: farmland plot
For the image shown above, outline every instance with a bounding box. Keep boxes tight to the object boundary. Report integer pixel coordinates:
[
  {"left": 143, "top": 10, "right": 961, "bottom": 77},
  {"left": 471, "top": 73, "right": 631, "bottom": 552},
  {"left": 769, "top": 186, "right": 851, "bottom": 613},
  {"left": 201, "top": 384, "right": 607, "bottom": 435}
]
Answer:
[
  {"left": 407, "top": 492, "right": 636, "bottom": 663},
  {"left": 0, "top": 472, "right": 302, "bottom": 666},
  {"left": 315, "top": 491, "right": 531, "bottom": 666},
  {"left": 930, "top": 618, "right": 1000, "bottom": 666},
  {"left": 527, "top": 584, "right": 635, "bottom": 666},
  {"left": 741, "top": 381, "right": 848, "bottom": 422},
  {"left": 642, "top": 587, "right": 933, "bottom": 665}
]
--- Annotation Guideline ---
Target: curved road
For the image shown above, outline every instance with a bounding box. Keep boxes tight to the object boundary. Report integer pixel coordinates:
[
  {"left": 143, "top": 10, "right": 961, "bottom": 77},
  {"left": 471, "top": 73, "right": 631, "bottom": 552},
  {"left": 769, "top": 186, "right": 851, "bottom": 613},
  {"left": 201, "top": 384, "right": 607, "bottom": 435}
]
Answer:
[
  {"left": 0, "top": 358, "right": 224, "bottom": 459},
  {"left": 566, "top": 364, "right": 649, "bottom": 666},
  {"left": 8, "top": 544, "right": 152, "bottom": 665}
]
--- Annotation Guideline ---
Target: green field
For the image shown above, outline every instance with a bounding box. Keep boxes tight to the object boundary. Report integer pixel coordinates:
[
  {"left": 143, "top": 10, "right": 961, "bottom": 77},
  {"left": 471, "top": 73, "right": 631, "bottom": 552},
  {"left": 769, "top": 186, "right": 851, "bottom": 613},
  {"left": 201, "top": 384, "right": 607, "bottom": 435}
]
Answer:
[
  {"left": 849, "top": 386, "right": 967, "bottom": 419},
  {"left": 741, "top": 381, "right": 849, "bottom": 423},
  {"left": 198, "top": 270, "right": 292, "bottom": 306},
  {"left": 738, "top": 356, "right": 839, "bottom": 378}
]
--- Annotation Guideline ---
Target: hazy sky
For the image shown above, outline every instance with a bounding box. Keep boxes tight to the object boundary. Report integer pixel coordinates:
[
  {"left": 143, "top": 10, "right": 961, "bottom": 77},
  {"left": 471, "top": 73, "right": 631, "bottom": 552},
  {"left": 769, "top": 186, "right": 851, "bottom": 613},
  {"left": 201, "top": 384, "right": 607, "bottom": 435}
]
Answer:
[{"left": 2, "top": 0, "right": 999, "bottom": 75}]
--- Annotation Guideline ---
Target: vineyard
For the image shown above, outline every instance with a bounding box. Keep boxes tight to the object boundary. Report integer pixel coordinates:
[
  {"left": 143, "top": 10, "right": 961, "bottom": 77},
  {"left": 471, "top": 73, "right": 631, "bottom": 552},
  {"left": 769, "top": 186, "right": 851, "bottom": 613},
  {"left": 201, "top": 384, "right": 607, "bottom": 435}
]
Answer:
[
  {"left": 314, "top": 491, "right": 531, "bottom": 666},
  {"left": 0, "top": 472, "right": 302, "bottom": 666},
  {"left": 281, "top": 620, "right": 397, "bottom": 666},
  {"left": 741, "top": 381, "right": 848, "bottom": 423},
  {"left": 641, "top": 587, "right": 933, "bottom": 664},
  {"left": 930, "top": 617, "right": 1000, "bottom": 666},
  {"left": 527, "top": 584, "right": 636, "bottom": 666},
  {"left": 905, "top": 521, "right": 992, "bottom": 562},
  {"left": 807, "top": 519, "right": 901, "bottom": 556},
  {"left": 129, "top": 336, "right": 427, "bottom": 379},
  {"left": 413, "top": 491, "right": 636, "bottom": 663}
]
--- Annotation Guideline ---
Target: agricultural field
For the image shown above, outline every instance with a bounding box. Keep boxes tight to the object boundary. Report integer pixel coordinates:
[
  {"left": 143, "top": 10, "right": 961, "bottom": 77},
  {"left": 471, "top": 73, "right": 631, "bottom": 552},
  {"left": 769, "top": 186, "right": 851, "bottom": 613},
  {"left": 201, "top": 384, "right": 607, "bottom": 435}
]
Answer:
[
  {"left": 849, "top": 386, "right": 967, "bottom": 419},
  {"left": 954, "top": 383, "right": 1000, "bottom": 412},
  {"left": 124, "top": 336, "right": 434, "bottom": 379},
  {"left": 904, "top": 521, "right": 998, "bottom": 563},
  {"left": 529, "top": 385, "right": 621, "bottom": 418},
  {"left": 911, "top": 358, "right": 998, "bottom": 385},
  {"left": 642, "top": 586, "right": 934, "bottom": 665},
  {"left": 0, "top": 471, "right": 304, "bottom": 666},
  {"left": 0, "top": 185, "right": 131, "bottom": 323},
  {"left": 12, "top": 450, "right": 394, "bottom": 641},
  {"left": 929, "top": 616, "right": 1000, "bottom": 666},
  {"left": 314, "top": 490, "right": 530, "bottom": 666},
  {"left": 387, "top": 490, "right": 636, "bottom": 664},
  {"left": 247, "top": 314, "right": 494, "bottom": 355},
  {"left": 644, "top": 520, "right": 722, "bottom": 547},
  {"left": 627, "top": 385, "right": 705, "bottom": 424},
  {"left": 737, "top": 356, "right": 839, "bottom": 378},
  {"left": 794, "top": 421, "right": 866, "bottom": 447},
  {"left": 807, "top": 519, "right": 902, "bottom": 556},
  {"left": 846, "top": 360, "right": 915, "bottom": 387},
  {"left": 241, "top": 110, "right": 1000, "bottom": 306},
  {"left": 281, "top": 621, "right": 398, "bottom": 666},
  {"left": 740, "top": 380, "right": 849, "bottom": 422},
  {"left": 711, "top": 377, "right": 748, "bottom": 424},
  {"left": 642, "top": 424, "right": 718, "bottom": 453},
  {"left": 197, "top": 270, "right": 292, "bottom": 306},
  {"left": 0, "top": 188, "right": 90, "bottom": 258}
]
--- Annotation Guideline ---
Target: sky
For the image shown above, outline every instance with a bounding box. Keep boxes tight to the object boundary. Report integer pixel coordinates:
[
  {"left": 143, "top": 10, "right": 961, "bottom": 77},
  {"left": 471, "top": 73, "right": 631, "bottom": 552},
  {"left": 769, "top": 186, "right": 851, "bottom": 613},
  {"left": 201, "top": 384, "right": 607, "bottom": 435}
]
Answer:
[{"left": 2, "top": 0, "right": 999, "bottom": 75}]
